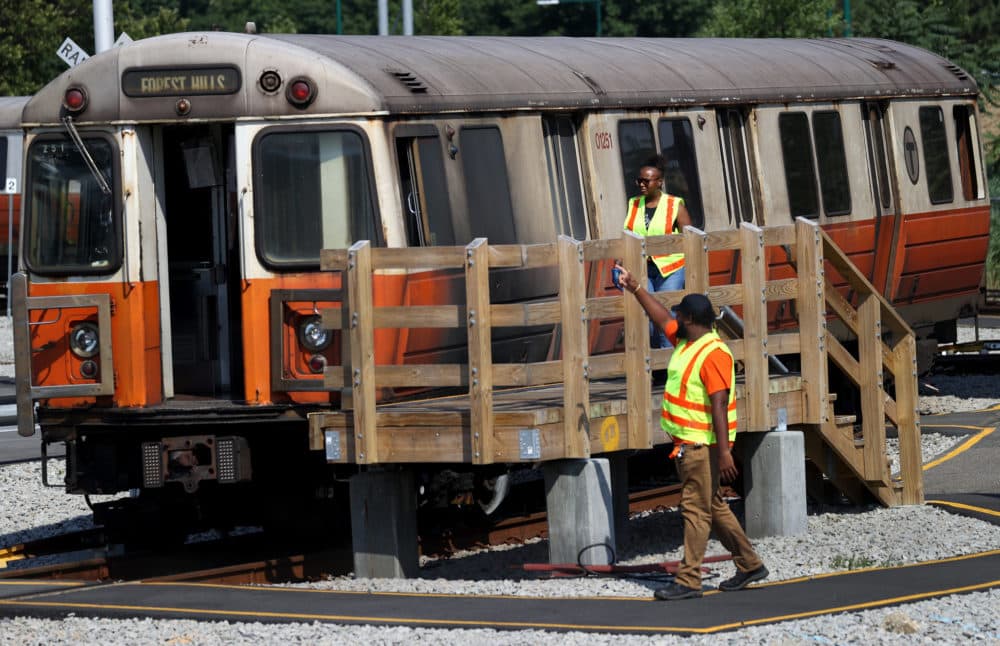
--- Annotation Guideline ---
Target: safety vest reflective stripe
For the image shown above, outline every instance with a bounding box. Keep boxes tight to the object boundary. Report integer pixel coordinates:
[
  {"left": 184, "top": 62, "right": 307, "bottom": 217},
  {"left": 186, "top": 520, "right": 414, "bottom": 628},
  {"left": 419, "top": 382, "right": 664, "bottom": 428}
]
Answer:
[
  {"left": 625, "top": 199, "right": 641, "bottom": 231},
  {"left": 664, "top": 390, "right": 738, "bottom": 413},
  {"left": 661, "top": 409, "right": 738, "bottom": 432},
  {"left": 623, "top": 195, "right": 685, "bottom": 278}
]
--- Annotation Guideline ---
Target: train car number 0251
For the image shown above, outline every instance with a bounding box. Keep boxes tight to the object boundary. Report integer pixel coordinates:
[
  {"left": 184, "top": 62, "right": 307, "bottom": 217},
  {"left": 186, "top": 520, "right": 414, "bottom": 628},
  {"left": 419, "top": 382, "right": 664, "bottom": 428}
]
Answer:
[{"left": 594, "top": 131, "right": 613, "bottom": 150}]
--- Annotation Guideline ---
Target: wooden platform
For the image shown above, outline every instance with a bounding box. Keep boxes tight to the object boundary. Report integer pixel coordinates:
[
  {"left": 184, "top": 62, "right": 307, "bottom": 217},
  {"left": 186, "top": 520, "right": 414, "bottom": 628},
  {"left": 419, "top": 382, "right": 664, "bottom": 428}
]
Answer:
[
  {"left": 309, "top": 218, "right": 923, "bottom": 506},
  {"left": 310, "top": 375, "right": 806, "bottom": 464}
]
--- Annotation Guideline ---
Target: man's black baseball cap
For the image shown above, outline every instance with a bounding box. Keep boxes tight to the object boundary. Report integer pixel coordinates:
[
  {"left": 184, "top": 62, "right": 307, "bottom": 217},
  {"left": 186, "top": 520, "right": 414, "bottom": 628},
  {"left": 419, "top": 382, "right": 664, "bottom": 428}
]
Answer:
[{"left": 672, "top": 293, "right": 716, "bottom": 326}]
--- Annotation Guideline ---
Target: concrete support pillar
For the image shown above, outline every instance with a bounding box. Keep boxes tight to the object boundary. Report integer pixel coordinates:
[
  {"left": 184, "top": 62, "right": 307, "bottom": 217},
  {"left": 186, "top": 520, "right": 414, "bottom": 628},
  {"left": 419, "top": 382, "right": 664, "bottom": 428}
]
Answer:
[
  {"left": 349, "top": 469, "right": 418, "bottom": 578},
  {"left": 743, "top": 430, "right": 807, "bottom": 538},
  {"left": 543, "top": 458, "right": 616, "bottom": 565},
  {"left": 608, "top": 453, "right": 630, "bottom": 542}
]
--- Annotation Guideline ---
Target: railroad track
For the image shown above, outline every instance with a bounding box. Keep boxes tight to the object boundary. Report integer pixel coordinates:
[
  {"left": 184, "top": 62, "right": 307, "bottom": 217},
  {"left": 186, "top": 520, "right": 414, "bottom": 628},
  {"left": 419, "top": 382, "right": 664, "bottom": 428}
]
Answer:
[
  {"left": 0, "top": 484, "right": 684, "bottom": 585},
  {"left": 929, "top": 348, "right": 1000, "bottom": 375}
]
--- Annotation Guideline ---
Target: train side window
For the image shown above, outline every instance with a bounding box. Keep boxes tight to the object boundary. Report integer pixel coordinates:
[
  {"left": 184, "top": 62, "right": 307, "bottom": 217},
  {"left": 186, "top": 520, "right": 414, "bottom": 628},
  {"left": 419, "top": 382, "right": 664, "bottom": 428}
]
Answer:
[
  {"left": 23, "top": 135, "right": 119, "bottom": 274},
  {"left": 255, "top": 129, "right": 377, "bottom": 268},
  {"left": 813, "top": 111, "right": 851, "bottom": 217},
  {"left": 918, "top": 106, "right": 954, "bottom": 204},
  {"left": 953, "top": 105, "right": 984, "bottom": 201},
  {"left": 658, "top": 118, "right": 704, "bottom": 229},
  {"left": 460, "top": 126, "right": 516, "bottom": 244},
  {"left": 396, "top": 133, "right": 454, "bottom": 246},
  {"left": 778, "top": 112, "right": 818, "bottom": 219},
  {"left": 862, "top": 103, "right": 893, "bottom": 213},
  {"left": 618, "top": 120, "right": 655, "bottom": 199},
  {"left": 542, "top": 116, "right": 587, "bottom": 239},
  {"left": 0, "top": 137, "right": 7, "bottom": 182},
  {"left": 717, "top": 109, "right": 756, "bottom": 224}
]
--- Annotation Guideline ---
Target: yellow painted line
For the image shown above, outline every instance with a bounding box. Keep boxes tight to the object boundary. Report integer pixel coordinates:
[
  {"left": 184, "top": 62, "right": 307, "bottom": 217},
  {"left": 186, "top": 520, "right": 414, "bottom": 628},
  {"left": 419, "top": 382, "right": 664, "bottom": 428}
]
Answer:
[
  {"left": 2, "top": 578, "right": 1000, "bottom": 635},
  {"left": 927, "top": 500, "right": 1000, "bottom": 519},
  {"left": 922, "top": 426, "right": 994, "bottom": 471}
]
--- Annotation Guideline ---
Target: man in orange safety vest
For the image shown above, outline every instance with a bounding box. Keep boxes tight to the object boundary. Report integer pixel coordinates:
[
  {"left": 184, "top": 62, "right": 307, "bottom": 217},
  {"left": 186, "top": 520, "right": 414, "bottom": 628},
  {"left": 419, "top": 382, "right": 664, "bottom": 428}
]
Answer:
[{"left": 612, "top": 270, "right": 769, "bottom": 600}]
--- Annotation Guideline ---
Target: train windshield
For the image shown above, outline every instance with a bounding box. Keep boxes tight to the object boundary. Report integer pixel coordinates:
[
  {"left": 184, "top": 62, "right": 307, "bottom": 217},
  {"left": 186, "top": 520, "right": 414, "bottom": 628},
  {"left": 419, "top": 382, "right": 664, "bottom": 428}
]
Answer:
[
  {"left": 255, "top": 129, "right": 376, "bottom": 268},
  {"left": 24, "top": 136, "right": 118, "bottom": 274}
]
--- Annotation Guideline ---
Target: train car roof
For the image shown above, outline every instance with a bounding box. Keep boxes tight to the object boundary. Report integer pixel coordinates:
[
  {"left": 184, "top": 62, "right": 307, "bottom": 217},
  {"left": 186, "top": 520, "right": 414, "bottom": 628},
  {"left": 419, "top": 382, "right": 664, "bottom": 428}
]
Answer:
[
  {"left": 0, "top": 97, "right": 29, "bottom": 129},
  {"left": 23, "top": 34, "right": 978, "bottom": 123}
]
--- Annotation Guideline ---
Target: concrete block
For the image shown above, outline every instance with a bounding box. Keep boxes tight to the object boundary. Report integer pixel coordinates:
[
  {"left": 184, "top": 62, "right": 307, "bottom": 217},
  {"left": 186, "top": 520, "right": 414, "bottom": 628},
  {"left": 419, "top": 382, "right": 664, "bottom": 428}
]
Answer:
[
  {"left": 743, "top": 430, "right": 807, "bottom": 538},
  {"left": 543, "top": 458, "right": 616, "bottom": 565},
  {"left": 349, "top": 469, "right": 419, "bottom": 578},
  {"left": 608, "top": 453, "right": 630, "bottom": 542}
]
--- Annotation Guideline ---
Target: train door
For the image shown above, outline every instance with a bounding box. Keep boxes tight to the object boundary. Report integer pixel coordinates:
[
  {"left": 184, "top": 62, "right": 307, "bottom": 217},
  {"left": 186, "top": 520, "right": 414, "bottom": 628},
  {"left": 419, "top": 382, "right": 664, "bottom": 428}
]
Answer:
[
  {"left": 862, "top": 102, "right": 897, "bottom": 295},
  {"left": 159, "top": 124, "right": 242, "bottom": 397},
  {"left": 717, "top": 108, "right": 757, "bottom": 226}
]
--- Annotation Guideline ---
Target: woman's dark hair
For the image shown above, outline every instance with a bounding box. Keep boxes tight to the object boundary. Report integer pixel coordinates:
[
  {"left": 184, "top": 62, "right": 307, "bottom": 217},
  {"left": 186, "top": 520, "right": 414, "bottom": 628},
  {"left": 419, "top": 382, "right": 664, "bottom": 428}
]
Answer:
[{"left": 641, "top": 154, "right": 667, "bottom": 175}]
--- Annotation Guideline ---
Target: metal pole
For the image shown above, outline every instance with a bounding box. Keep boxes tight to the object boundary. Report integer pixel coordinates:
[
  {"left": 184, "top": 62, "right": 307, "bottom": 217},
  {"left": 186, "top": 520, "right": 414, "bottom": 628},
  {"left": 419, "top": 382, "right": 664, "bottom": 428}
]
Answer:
[
  {"left": 336, "top": 0, "right": 343, "bottom": 34},
  {"left": 595, "top": 0, "right": 601, "bottom": 37},
  {"left": 93, "top": 0, "right": 114, "bottom": 53},
  {"left": 403, "top": 0, "right": 413, "bottom": 35},
  {"left": 6, "top": 197, "right": 12, "bottom": 318},
  {"left": 844, "top": 0, "right": 852, "bottom": 37},
  {"left": 378, "top": 0, "right": 389, "bottom": 35}
]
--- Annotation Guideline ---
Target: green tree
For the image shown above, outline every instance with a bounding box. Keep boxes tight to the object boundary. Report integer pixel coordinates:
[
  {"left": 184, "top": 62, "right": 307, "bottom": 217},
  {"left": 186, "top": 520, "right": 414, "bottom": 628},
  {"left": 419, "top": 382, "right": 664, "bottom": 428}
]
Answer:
[
  {"left": 698, "top": 0, "right": 842, "bottom": 37},
  {"left": 0, "top": 0, "right": 188, "bottom": 96}
]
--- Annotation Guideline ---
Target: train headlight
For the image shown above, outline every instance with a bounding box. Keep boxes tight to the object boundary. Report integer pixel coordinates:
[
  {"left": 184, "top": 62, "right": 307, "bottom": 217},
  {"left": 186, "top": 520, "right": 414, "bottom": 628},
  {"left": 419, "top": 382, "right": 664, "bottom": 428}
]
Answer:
[
  {"left": 69, "top": 322, "right": 100, "bottom": 358},
  {"left": 297, "top": 316, "right": 332, "bottom": 352}
]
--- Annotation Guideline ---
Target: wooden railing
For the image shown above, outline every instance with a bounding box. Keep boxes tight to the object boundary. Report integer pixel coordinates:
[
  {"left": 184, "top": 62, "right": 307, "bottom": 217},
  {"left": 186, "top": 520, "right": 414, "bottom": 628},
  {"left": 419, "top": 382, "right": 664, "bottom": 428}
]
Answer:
[{"left": 312, "top": 217, "right": 922, "bottom": 506}]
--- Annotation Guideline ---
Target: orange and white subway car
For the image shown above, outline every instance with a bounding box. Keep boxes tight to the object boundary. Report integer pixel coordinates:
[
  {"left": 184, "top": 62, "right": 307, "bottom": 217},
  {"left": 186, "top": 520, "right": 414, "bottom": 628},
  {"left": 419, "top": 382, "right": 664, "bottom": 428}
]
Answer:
[{"left": 11, "top": 34, "right": 989, "bottom": 519}]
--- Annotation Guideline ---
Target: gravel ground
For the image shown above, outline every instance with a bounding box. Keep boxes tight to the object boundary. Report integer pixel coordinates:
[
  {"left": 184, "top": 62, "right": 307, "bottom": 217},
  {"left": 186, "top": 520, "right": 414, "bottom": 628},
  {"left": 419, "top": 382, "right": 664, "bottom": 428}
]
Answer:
[{"left": 1, "top": 321, "right": 999, "bottom": 642}]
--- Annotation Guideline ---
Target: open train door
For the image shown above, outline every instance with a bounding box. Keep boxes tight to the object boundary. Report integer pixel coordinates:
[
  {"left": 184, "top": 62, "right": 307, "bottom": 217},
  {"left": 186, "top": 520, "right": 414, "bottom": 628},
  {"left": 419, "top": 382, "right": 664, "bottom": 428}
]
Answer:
[
  {"left": 156, "top": 124, "right": 243, "bottom": 398},
  {"left": 862, "top": 102, "right": 898, "bottom": 296}
]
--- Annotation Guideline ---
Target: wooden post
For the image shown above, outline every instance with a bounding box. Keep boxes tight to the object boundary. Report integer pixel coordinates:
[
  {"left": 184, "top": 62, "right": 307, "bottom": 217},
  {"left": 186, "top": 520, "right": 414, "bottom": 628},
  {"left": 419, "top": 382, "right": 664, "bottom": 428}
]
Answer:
[
  {"left": 857, "top": 294, "right": 886, "bottom": 481},
  {"left": 623, "top": 231, "right": 652, "bottom": 449},
  {"left": 339, "top": 267, "right": 354, "bottom": 412},
  {"left": 894, "top": 333, "right": 923, "bottom": 504},
  {"left": 794, "top": 218, "right": 829, "bottom": 425},
  {"left": 558, "top": 235, "right": 590, "bottom": 458},
  {"left": 740, "top": 223, "right": 770, "bottom": 431},
  {"left": 347, "top": 241, "right": 377, "bottom": 463},
  {"left": 682, "top": 226, "right": 709, "bottom": 294},
  {"left": 465, "top": 239, "right": 494, "bottom": 465}
]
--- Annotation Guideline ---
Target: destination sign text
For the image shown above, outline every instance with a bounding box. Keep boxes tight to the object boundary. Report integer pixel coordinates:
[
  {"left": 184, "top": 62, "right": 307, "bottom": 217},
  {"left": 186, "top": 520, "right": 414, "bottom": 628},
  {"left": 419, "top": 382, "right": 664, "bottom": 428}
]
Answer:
[{"left": 122, "top": 67, "right": 241, "bottom": 97}]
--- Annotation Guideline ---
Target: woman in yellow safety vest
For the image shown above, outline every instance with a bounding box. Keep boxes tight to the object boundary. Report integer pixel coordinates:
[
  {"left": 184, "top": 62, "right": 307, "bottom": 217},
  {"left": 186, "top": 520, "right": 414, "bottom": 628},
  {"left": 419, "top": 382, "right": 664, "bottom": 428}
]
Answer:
[
  {"left": 611, "top": 270, "right": 769, "bottom": 601},
  {"left": 623, "top": 155, "right": 692, "bottom": 349}
]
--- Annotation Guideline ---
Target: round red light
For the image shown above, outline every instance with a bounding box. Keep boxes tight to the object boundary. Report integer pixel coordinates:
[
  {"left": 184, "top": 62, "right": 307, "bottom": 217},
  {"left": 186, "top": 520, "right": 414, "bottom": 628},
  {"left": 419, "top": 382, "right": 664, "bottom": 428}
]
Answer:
[
  {"left": 64, "top": 87, "right": 87, "bottom": 112},
  {"left": 80, "top": 359, "right": 99, "bottom": 379},
  {"left": 308, "top": 354, "right": 327, "bottom": 374},
  {"left": 289, "top": 80, "right": 312, "bottom": 104}
]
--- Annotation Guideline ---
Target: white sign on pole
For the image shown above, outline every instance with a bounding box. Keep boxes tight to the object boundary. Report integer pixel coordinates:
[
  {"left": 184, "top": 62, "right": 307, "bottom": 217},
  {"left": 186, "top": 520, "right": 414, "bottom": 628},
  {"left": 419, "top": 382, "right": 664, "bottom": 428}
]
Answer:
[
  {"left": 3, "top": 178, "right": 15, "bottom": 194},
  {"left": 114, "top": 32, "right": 133, "bottom": 48},
  {"left": 57, "top": 37, "right": 90, "bottom": 68}
]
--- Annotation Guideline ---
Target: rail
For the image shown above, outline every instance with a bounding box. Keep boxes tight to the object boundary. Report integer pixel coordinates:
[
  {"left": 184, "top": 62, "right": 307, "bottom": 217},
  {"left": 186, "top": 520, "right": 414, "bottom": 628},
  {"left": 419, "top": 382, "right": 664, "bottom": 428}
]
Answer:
[{"left": 310, "top": 217, "right": 921, "bottom": 506}]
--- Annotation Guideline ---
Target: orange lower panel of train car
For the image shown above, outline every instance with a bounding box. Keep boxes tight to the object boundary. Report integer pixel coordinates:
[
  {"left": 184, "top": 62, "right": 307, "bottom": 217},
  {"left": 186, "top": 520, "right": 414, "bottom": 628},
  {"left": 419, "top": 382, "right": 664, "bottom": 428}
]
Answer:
[
  {"left": 28, "top": 280, "right": 162, "bottom": 408},
  {"left": 890, "top": 206, "right": 990, "bottom": 305}
]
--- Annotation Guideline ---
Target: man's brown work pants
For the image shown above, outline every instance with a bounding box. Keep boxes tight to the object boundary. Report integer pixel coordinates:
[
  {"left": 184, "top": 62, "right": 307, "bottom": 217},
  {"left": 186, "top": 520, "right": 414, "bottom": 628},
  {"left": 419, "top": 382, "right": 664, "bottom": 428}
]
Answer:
[{"left": 674, "top": 443, "right": 763, "bottom": 590}]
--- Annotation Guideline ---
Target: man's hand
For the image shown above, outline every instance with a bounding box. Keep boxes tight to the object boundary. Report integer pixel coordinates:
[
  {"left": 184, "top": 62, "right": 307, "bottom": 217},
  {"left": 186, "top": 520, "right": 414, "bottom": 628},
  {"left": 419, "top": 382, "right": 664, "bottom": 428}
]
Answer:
[
  {"left": 710, "top": 389, "right": 737, "bottom": 483},
  {"left": 717, "top": 446, "right": 738, "bottom": 484}
]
